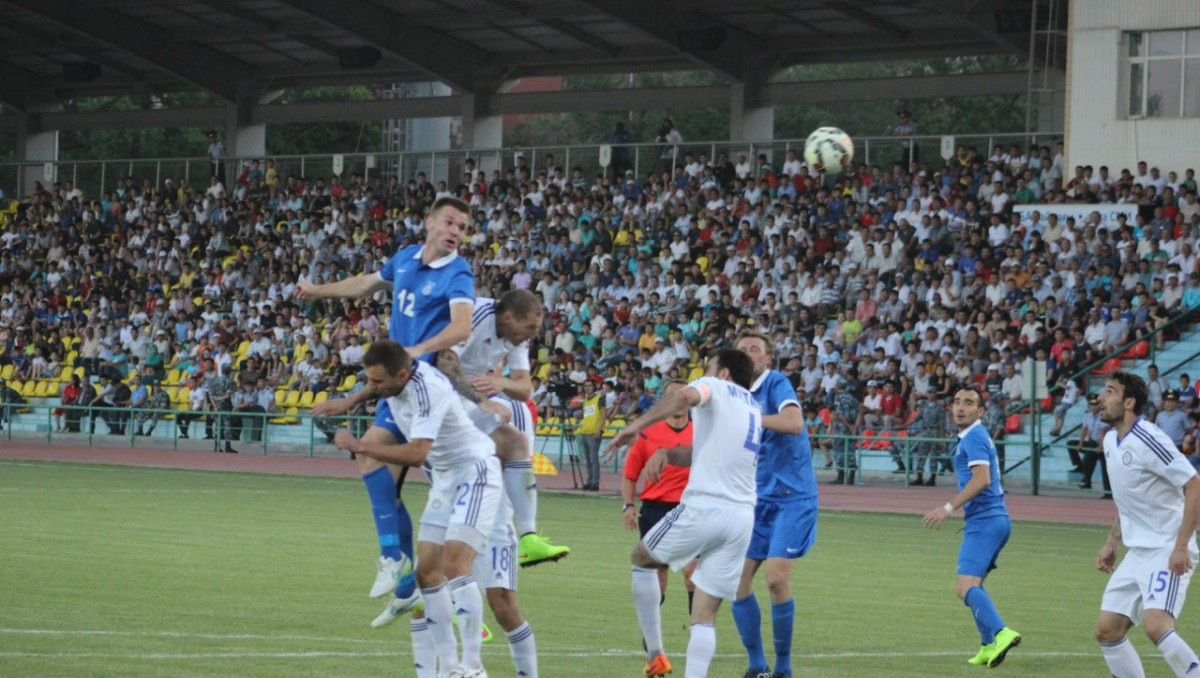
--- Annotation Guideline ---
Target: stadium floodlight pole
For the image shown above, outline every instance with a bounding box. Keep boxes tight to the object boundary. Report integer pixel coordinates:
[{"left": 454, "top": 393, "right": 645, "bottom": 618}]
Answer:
[{"left": 1023, "top": 0, "right": 1037, "bottom": 136}]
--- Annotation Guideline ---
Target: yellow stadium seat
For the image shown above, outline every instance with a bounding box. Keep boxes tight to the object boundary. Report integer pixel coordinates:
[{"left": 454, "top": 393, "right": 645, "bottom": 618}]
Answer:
[
  {"left": 58, "top": 366, "right": 73, "bottom": 382},
  {"left": 535, "top": 363, "right": 553, "bottom": 380},
  {"left": 73, "top": 367, "right": 86, "bottom": 379},
  {"left": 33, "top": 381, "right": 52, "bottom": 398},
  {"left": 283, "top": 391, "right": 301, "bottom": 408},
  {"left": 284, "top": 406, "right": 299, "bottom": 424},
  {"left": 20, "top": 381, "right": 36, "bottom": 397},
  {"left": 64, "top": 351, "right": 77, "bottom": 367},
  {"left": 275, "top": 389, "right": 287, "bottom": 407},
  {"left": 298, "top": 391, "right": 316, "bottom": 408},
  {"left": 313, "top": 391, "right": 329, "bottom": 406},
  {"left": 0, "top": 364, "right": 13, "bottom": 380},
  {"left": 687, "top": 366, "right": 704, "bottom": 381},
  {"left": 165, "top": 386, "right": 179, "bottom": 400},
  {"left": 235, "top": 340, "right": 250, "bottom": 358},
  {"left": 175, "top": 387, "right": 191, "bottom": 405},
  {"left": 336, "top": 374, "right": 357, "bottom": 392},
  {"left": 165, "top": 369, "right": 181, "bottom": 386}
]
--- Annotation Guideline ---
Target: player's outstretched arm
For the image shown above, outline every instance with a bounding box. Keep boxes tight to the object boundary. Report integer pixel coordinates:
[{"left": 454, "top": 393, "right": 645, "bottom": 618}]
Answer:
[
  {"left": 605, "top": 387, "right": 699, "bottom": 456},
  {"left": 296, "top": 273, "right": 388, "bottom": 301},
  {"left": 335, "top": 429, "right": 433, "bottom": 467},
  {"left": 436, "top": 350, "right": 485, "bottom": 402}
]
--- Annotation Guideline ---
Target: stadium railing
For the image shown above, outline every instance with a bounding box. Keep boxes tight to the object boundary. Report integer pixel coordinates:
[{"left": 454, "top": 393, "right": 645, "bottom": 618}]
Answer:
[
  {"left": 1018, "top": 307, "right": 1200, "bottom": 494},
  {"left": 0, "top": 131, "right": 1061, "bottom": 201}
]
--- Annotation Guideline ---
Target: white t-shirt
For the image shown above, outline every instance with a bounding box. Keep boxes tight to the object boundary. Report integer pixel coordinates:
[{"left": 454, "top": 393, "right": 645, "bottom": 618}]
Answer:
[
  {"left": 384, "top": 361, "right": 495, "bottom": 470},
  {"left": 451, "top": 298, "right": 531, "bottom": 378},
  {"left": 1104, "top": 418, "right": 1198, "bottom": 550},
  {"left": 681, "top": 376, "right": 761, "bottom": 508}
]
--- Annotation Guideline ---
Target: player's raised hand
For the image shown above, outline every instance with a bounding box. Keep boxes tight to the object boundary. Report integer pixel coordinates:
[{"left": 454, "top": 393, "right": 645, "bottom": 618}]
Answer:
[
  {"left": 295, "top": 281, "right": 318, "bottom": 301},
  {"left": 603, "top": 427, "right": 636, "bottom": 459},
  {"left": 1096, "top": 542, "right": 1117, "bottom": 573}
]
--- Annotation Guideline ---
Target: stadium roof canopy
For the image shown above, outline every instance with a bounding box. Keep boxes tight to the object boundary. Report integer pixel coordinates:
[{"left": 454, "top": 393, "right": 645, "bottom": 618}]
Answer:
[{"left": 0, "top": 0, "right": 1039, "bottom": 111}]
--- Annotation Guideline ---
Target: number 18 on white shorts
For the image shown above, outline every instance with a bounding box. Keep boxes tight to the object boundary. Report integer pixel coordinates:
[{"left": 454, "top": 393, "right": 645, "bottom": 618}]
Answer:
[
  {"left": 419, "top": 456, "right": 503, "bottom": 554},
  {"left": 1102, "top": 546, "right": 1197, "bottom": 624}
]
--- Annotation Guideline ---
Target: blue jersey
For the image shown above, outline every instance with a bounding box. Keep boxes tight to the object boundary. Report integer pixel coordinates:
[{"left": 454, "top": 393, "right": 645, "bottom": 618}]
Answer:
[
  {"left": 750, "top": 369, "right": 818, "bottom": 502},
  {"left": 954, "top": 420, "right": 1008, "bottom": 521},
  {"left": 377, "top": 245, "right": 474, "bottom": 361}
]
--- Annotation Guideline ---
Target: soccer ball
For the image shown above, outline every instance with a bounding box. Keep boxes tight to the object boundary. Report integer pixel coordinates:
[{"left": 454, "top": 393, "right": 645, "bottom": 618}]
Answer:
[{"left": 803, "top": 126, "right": 854, "bottom": 175}]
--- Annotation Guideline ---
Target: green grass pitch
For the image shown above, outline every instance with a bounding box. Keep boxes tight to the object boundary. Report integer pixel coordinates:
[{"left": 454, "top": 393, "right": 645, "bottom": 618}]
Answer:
[{"left": 0, "top": 459, "right": 1191, "bottom": 677}]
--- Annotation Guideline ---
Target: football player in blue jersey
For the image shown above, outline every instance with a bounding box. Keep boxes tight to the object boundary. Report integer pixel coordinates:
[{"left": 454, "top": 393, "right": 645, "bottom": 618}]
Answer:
[
  {"left": 922, "top": 388, "right": 1021, "bottom": 668},
  {"left": 729, "top": 331, "right": 818, "bottom": 678},
  {"left": 299, "top": 196, "right": 480, "bottom": 619}
]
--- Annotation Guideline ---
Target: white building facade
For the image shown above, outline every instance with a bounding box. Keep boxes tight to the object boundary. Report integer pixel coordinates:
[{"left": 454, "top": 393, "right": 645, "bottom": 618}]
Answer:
[{"left": 1068, "top": 1, "right": 1200, "bottom": 174}]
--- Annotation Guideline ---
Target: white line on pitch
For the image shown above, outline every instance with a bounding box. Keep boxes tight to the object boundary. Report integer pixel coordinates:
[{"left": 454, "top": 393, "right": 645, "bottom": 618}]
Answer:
[{"left": 0, "top": 650, "right": 1097, "bottom": 660}]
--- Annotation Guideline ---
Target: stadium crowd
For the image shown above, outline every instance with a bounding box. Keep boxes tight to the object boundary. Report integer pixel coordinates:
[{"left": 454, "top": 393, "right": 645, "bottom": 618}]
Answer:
[{"left": 1, "top": 136, "right": 1199, "bottom": 472}]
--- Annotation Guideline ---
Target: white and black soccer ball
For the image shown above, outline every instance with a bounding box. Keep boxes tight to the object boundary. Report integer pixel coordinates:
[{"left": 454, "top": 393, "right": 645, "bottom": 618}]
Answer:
[{"left": 803, "top": 126, "right": 854, "bottom": 175}]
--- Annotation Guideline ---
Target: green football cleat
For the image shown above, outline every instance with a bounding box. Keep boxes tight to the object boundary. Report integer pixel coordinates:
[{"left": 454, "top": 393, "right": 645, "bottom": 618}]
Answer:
[
  {"left": 518, "top": 533, "right": 570, "bottom": 568},
  {"left": 967, "top": 644, "right": 993, "bottom": 666},
  {"left": 987, "top": 627, "right": 1022, "bottom": 668},
  {"left": 481, "top": 621, "right": 494, "bottom": 644}
]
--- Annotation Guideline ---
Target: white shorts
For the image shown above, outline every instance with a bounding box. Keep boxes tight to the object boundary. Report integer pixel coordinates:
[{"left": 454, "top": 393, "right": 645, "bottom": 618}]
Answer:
[
  {"left": 463, "top": 394, "right": 533, "bottom": 442},
  {"left": 472, "top": 519, "right": 519, "bottom": 592},
  {"left": 418, "top": 456, "right": 503, "bottom": 553},
  {"left": 1102, "top": 546, "right": 1196, "bottom": 625},
  {"left": 642, "top": 502, "right": 754, "bottom": 600}
]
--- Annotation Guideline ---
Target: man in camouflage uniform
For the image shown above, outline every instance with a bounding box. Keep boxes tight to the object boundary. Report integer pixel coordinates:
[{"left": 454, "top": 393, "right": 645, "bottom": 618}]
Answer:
[
  {"left": 135, "top": 385, "right": 172, "bottom": 437},
  {"left": 205, "top": 371, "right": 237, "bottom": 453},
  {"left": 911, "top": 395, "right": 947, "bottom": 486},
  {"left": 981, "top": 394, "right": 1010, "bottom": 472},
  {"left": 830, "top": 380, "right": 860, "bottom": 485}
]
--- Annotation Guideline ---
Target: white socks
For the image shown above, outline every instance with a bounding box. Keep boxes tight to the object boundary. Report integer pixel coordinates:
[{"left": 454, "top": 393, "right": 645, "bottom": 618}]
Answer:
[
  {"left": 410, "top": 617, "right": 438, "bottom": 678},
  {"left": 632, "top": 566, "right": 664, "bottom": 657},
  {"left": 504, "top": 460, "right": 538, "bottom": 536},
  {"left": 506, "top": 621, "right": 539, "bottom": 678},
  {"left": 685, "top": 623, "right": 716, "bottom": 678},
  {"left": 1158, "top": 630, "right": 1200, "bottom": 677},
  {"left": 449, "top": 575, "right": 485, "bottom": 671},
  {"left": 420, "top": 583, "right": 460, "bottom": 673}
]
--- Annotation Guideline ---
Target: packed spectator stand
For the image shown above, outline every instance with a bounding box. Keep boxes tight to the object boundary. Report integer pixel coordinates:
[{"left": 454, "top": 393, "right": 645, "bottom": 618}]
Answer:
[{"left": 1, "top": 141, "right": 1199, "bottom": 476}]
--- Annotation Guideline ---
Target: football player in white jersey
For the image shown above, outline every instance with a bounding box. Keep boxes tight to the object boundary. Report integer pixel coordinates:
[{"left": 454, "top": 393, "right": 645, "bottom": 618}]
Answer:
[
  {"left": 605, "top": 348, "right": 761, "bottom": 678},
  {"left": 436, "top": 289, "right": 570, "bottom": 568},
  {"left": 1094, "top": 370, "right": 1200, "bottom": 678},
  {"left": 335, "top": 340, "right": 500, "bottom": 678}
]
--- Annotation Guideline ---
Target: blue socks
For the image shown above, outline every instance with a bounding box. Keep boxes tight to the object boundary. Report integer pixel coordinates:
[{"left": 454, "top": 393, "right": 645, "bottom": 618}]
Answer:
[
  {"left": 965, "top": 586, "right": 1004, "bottom": 645},
  {"left": 772, "top": 598, "right": 795, "bottom": 677},
  {"left": 363, "top": 467, "right": 417, "bottom": 599},
  {"left": 395, "top": 497, "right": 415, "bottom": 598},
  {"left": 363, "top": 467, "right": 402, "bottom": 560},
  {"left": 732, "top": 593, "right": 768, "bottom": 673}
]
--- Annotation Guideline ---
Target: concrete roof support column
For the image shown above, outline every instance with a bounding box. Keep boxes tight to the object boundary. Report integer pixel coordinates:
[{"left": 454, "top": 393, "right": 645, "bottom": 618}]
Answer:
[
  {"left": 729, "top": 80, "right": 773, "bottom": 143},
  {"left": 15, "top": 111, "right": 59, "bottom": 196}
]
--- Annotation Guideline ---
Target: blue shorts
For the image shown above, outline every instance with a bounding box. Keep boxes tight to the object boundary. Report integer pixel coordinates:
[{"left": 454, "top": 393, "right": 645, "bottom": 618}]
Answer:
[
  {"left": 373, "top": 398, "right": 409, "bottom": 444},
  {"left": 957, "top": 515, "right": 1011, "bottom": 578},
  {"left": 745, "top": 498, "right": 818, "bottom": 561}
]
